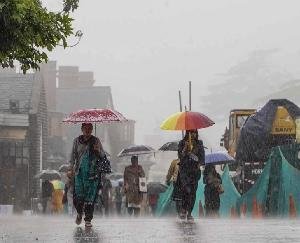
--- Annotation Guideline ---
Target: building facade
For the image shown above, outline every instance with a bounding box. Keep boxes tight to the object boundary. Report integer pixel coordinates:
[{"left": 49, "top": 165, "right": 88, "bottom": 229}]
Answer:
[
  {"left": 0, "top": 70, "right": 48, "bottom": 210},
  {"left": 54, "top": 65, "right": 135, "bottom": 170}
]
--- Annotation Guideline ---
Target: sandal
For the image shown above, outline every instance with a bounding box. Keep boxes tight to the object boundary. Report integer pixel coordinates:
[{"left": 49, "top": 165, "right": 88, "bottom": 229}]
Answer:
[
  {"left": 75, "top": 214, "right": 82, "bottom": 225},
  {"left": 85, "top": 221, "right": 92, "bottom": 228}
]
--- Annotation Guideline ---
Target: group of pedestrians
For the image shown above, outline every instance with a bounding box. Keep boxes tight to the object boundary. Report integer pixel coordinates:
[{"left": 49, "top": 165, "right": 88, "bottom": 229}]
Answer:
[
  {"left": 166, "top": 130, "right": 223, "bottom": 220},
  {"left": 66, "top": 122, "right": 223, "bottom": 228}
]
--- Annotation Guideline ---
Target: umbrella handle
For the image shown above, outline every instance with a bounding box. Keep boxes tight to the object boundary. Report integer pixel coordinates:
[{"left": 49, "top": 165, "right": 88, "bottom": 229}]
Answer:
[{"left": 188, "top": 133, "right": 193, "bottom": 152}]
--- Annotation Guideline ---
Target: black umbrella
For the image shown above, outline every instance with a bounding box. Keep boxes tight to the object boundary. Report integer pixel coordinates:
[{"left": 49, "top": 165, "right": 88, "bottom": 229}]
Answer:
[
  {"left": 159, "top": 141, "right": 208, "bottom": 151},
  {"left": 158, "top": 141, "right": 180, "bottom": 151},
  {"left": 58, "top": 164, "right": 70, "bottom": 173},
  {"left": 34, "top": 169, "right": 61, "bottom": 180},
  {"left": 117, "top": 145, "right": 156, "bottom": 157},
  {"left": 147, "top": 182, "right": 168, "bottom": 194}
]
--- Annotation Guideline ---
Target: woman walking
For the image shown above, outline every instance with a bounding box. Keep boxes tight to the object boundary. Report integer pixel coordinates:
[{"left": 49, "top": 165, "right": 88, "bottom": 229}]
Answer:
[
  {"left": 203, "top": 165, "right": 222, "bottom": 217},
  {"left": 69, "top": 123, "right": 110, "bottom": 228},
  {"left": 178, "top": 130, "right": 205, "bottom": 221}
]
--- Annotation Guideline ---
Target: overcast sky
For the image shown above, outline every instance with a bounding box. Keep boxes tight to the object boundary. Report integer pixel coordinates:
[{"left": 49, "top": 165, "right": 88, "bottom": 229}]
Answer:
[{"left": 46, "top": 0, "right": 300, "bottom": 148}]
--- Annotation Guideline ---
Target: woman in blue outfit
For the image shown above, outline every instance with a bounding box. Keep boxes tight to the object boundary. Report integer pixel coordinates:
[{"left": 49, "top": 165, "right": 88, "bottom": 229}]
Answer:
[{"left": 69, "top": 123, "right": 108, "bottom": 228}]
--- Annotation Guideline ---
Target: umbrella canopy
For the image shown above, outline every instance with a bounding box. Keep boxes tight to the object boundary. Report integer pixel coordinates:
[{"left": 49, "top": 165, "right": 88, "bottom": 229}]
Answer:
[
  {"left": 58, "top": 164, "right": 70, "bottom": 173},
  {"left": 50, "top": 180, "right": 64, "bottom": 190},
  {"left": 158, "top": 141, "right": 179, "bottom": 151},
  {"left": 205, "top": 152, "right": 236, "bottom": 165},
  {"left": 108, "top": 172, "right": 123, "bottom": 180},
  {"left": 117, "top": 145, "right": 156, "bottom": 157},
  {"left": 34, "top": 169, "right": 61, "bottom": 180},
  {"left": 63, "top": 108, "right": 127, "bottom": 123},
  {"left": 147, "top": 182, "right": 168, "bottom": 194},
  {"left": 160, "top": 111, "right": 214, "bottom": 130},
  {"left": 159, "top": 140, "right": 208, "bottom": 152}
]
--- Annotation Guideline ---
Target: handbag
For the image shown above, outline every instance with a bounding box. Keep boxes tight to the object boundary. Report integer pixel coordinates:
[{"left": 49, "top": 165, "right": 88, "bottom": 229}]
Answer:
[
  {"left": 95, "top": 154, "right": 112, "bottom": 176},
  {"left": 139, "top": 177, "right": 147, "bottom": 193}
]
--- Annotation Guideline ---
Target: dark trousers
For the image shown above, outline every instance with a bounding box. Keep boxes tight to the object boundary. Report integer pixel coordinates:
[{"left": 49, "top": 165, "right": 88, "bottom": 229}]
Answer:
[
  {"left": 103, "top": 199, "right": 110, "bottom": 216},
  {"left": 175, "top": 200, "right": 182, "bottom": 214},
  {"left": 182, "top": 183, "right": 198, "bottom": 216},
  {"left": 73, "top": 196, "right": 95, "bottom": 222},
  {"left": 127, "top": 207, "right": 140, "bottom": 216},
  {"left": 149, "top": 205, "right": 157, "bottom": 215},
  {"left": 42, "top": 197, "right": 50, "bottom": 214},
  {"left": 204, "top": 185, "right": 220, "bottom": 217},
  {"left": 116, "top": 202, "right": 122, "bottom": 215}
]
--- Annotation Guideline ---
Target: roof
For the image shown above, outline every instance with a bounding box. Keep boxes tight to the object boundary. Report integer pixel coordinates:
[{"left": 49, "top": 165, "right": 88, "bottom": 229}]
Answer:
[
  {"left": 56, "top": 86, "right": 114, "bottom": 114},
  {"left": 0, "top": 72, "right": 42, "bottom": 115}
]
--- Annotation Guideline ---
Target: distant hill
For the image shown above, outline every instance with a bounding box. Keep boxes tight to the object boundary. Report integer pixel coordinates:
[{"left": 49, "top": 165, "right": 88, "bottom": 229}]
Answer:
[
  {"left": 254, "top": 80, "right": 300, "bottom": 107},
  {"left": 201, "top": 49, "right": 292, "bottom": 122}
]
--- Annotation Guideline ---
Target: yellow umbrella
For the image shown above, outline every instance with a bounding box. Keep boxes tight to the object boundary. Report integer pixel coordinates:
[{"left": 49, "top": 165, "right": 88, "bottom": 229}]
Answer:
[
  {"left": 50, "top": 180, "right": 64, "bottom": 190},
  {"left": 160, "top": 111, "right": 214, "bottom": 130},
  {"left": 160, "top": 111, "right": 214, "bottom": 150}
]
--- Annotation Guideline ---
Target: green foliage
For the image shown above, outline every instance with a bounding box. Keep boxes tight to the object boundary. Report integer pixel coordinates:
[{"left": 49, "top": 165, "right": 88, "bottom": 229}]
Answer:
[
  {"left": 63, "top": 0, "right": 79, "bottom": 12},
  {"left": 0, "top": 0, "right": 79, "bottom": 73}
]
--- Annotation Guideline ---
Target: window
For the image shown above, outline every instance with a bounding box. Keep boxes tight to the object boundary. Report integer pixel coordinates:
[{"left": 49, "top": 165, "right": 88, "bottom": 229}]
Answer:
[
  {"left": 236, "top": 115, "right": 250, "bottom": 128},
  {"left": 9, "top": 99, "right": 20, "bottom": 113}
]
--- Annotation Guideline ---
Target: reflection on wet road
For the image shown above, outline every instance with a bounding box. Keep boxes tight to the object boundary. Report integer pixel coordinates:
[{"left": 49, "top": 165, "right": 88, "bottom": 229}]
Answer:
[{"left": 0, "top": 216, "right": 300, "bottom": 243}]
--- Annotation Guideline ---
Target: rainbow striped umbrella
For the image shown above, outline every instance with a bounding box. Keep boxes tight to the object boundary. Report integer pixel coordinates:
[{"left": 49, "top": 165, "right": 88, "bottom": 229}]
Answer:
[{"left": 160, "top": 111, "right": 214, "bottom": 130}]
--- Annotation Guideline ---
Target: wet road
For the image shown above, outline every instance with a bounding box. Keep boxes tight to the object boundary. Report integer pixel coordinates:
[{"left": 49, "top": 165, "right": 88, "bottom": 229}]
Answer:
[{"left": 0, "top": 215, "right": 300, "bottom": 243}]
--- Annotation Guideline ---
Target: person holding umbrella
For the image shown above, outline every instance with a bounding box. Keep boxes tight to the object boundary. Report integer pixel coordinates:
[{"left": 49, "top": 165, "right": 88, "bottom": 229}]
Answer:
[
  {"left": 123, "top": 155, "right": 145, "bottom": 217},
  {"left": 203, "top": 152, "right": 233, "bottom": 217},
  {"left": 69, "top": 122, "right": 107, "bottom": 228},
  {"left": 165, "top": 158, "right": 182, "bottom": 215},
  {"left": 160, "top": 110, "right": 214, "bottom": 221},
  {"left": 203, "top": 165, "right": 223, "bottom": 217},
  {"left": 178, "top": 130, "right": 205, "bottom": 221},
  {"left": 41, "top": 180, "right": 54, "bottom": 214}
]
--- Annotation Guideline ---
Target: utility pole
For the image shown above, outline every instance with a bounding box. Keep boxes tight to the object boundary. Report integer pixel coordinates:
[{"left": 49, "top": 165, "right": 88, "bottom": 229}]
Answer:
[
  {"left": 178, "top": 90, "right": 183, "bottom": 113},
  {"left": 179, "top": 90, "right": 184, "bottom": 138},
  {"left": 189, "top": 81, "right": 192, "bottom": 111}
]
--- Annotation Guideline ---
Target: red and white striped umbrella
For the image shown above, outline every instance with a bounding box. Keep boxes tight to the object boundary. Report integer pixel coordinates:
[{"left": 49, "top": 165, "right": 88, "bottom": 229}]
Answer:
[{"left": 63, "top": 108, "right": 127, "bottom": 123}]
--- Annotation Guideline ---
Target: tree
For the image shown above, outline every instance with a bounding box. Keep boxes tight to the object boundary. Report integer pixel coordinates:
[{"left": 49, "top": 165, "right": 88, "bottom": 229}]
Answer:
[{"left": 0, "top": 0, "right": 80, "bottom": 73}]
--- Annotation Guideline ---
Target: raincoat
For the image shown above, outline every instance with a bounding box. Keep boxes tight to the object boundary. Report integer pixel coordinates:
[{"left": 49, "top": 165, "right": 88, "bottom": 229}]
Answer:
[
  {"left": 52, "top": 189, "right": 64, "bottom": 213},
  {"left": 166, "top": 159, "right": 179, "bottom": 185},
  {"left": 124, "top": 165, "right": 145, "bottom": 206}
]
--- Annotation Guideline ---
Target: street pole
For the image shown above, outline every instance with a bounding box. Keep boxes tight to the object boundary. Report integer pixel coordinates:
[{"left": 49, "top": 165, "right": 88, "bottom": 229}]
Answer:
[
  {"left": 189, "top": 81, "right": 192, "bottom": 111},
  {"left": 178, "top": 90, "right": 183, "bottom": 112},
  {"left": 178, "top": 90, "right": 184, "bottom": 138}
]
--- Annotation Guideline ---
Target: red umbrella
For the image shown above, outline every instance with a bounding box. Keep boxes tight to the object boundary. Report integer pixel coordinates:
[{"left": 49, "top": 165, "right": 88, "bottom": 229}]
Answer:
[{"left": 63, "top": 108, "right": 127, "bottom": 123}]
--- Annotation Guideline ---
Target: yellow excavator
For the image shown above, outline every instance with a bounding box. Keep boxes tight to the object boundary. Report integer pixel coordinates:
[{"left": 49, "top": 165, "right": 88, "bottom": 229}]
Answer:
[
  {"left": 221, "top": 109, "right": 256, "bottom": 157},
  {"left": 221, "top": 107, "right": 296, "bottom": 156},
  {"left": 221, "top": 103, "right": 298, "bottom": 193}
]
